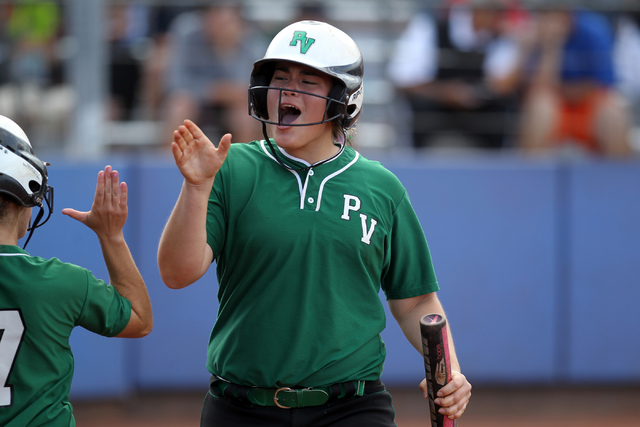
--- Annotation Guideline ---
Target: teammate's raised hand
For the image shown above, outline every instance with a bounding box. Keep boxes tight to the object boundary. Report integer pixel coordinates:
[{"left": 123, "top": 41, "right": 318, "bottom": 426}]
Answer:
[
  {"left": 62, "top": 165, "right": 128, "bottom": 240},
  {"left": 172, "top": 119, "right": 231, "bottom": 186}
]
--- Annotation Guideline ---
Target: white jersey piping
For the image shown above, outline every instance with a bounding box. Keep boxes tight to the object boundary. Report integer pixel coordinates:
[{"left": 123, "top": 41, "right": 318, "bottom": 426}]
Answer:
[
  {"left": 259, "top": 140, "right": 358, "bottom": 211},
  {"left": 260, "top": 140, "right": 305, "bottom": 204},
  {"left": 315, "top": 152, "right": 360, "bottom": 211}
]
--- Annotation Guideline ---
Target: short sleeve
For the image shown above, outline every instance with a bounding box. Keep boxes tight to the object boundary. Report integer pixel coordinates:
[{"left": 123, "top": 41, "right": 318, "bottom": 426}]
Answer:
[
  {"left": 381, "top": 193, "right": 440, "bottom": 300},
  {"left": 77, "top": 270, "right": 132, "bottom": 337},
  {"left": 206, "top": 166, "right": 228, "bottom": 260}
]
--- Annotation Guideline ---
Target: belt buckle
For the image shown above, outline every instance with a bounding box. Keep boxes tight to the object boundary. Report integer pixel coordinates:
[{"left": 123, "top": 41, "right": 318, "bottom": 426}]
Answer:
[{"left": 273, "top": 387, "right": 293, "bottom": 409}]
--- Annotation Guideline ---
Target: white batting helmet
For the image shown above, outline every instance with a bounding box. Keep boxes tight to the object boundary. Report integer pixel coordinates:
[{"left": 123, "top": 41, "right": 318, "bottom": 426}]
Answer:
[
  {"left": 249, "top": 20, "right": 364, "bottom": 130},
  {"left": 0, "top": 115, "right": 53, "bottom": 247}
]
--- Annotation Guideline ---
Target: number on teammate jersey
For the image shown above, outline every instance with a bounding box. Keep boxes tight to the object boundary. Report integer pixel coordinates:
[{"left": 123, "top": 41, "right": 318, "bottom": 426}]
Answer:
[{"left": 0, "top": 310, "right": 25, "bottom": 407}]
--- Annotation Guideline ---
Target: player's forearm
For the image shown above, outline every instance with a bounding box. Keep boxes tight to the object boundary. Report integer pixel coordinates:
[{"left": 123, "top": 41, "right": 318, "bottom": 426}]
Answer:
[
  {"left": 99, "top": 233, "right": 153, "bottom": 338},
  {"left": 157, "top": 179, "right": 213, "bottom": 288},
  {"left": 389, "top": 293, "right": 461, "bottom": 372}
]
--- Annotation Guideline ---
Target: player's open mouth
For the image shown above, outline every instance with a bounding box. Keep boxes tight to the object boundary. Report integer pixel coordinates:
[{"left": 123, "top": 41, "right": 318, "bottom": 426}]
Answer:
[{"left": 279, "top": 104, "right": 301, "bottom": 125}]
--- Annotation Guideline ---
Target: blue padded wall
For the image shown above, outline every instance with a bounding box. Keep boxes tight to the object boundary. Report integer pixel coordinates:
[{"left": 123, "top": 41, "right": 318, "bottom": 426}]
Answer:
[
  {"left": 386, "top": 160, "right": 559, "bottom": 384},
  {"left": 568, "top": 162, "right": 640, "bottom": 382}
]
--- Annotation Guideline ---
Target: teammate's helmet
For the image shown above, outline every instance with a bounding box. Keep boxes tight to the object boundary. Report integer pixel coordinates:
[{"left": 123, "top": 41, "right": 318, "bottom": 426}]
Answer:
[
  {"left": 249, "top": 20, "right": 364, "bottom": 130},
  {"left": 0, "top": 115, "right": 51, "bottom": 208},
  {"left": 0, "top": 115, "right": 53, "bottom": 248}
]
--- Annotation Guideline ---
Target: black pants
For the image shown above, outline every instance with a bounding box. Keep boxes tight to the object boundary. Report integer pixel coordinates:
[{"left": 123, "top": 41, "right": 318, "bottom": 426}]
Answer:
[{"left": 200, "top": 386, "right": 397, "bottom": 427}]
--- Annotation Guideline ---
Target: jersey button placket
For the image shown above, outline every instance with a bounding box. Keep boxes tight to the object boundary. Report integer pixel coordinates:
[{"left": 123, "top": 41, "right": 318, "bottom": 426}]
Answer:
[{"left": 304, "top": 168, "right": 319, "bottom": 211}]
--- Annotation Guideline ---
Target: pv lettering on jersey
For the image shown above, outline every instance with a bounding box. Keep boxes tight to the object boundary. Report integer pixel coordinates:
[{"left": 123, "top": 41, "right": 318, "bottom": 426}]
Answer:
[
  {"left": 341, "top": 194, "right": 378, "bottom": 245},
  {"left": 290, "top": 31, "right": 316, "bottom": 54},
  {"left": 341, "top": 195, "right": 361, "bottom": 219},
  {"left": 359, "top": 214, "right": 377, "bottom": 245}
]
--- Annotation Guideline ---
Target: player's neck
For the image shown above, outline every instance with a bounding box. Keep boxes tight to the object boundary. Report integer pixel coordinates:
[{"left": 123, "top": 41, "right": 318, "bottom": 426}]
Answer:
[
  {"left": 0, "top": 227, "right": 20, "bottom": 246},
  {"left": 285, "top": 143, "right": 339, "bottom": 165},
  {"left": 0, "top": 207, "right": 27, "bottom": 246},
  {"left": 278, "top": 127, "right": 339, "bottom": 165}
]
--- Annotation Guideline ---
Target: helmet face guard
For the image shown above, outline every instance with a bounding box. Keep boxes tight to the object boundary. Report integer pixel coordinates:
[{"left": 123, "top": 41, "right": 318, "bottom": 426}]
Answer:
[{"left": 248, "top": 85, "right": 347, "bottom": 127}]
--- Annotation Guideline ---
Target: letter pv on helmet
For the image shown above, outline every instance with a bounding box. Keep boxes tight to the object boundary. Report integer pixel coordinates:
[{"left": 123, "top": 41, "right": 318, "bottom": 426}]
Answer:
[
  {"left": 0, "top": 115, "right": 53, "bottom": 248},
  {"left": 248, "top": 20, "right": 364, "bottom": 170}
]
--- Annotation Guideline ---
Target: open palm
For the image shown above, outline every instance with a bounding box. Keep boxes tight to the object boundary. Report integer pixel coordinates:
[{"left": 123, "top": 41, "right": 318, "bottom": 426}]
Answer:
[
  {"left": 172, "top": 119, "right": 231, "bottom": 186},
  {"left": 62, "top": 165, "right": 127, "bottom": 240}
]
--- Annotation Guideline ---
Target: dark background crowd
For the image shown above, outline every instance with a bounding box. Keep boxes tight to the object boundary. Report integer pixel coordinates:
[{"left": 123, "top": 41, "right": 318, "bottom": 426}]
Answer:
[{"left": 0, "top": 0, "right": 638, "bottom": 158}]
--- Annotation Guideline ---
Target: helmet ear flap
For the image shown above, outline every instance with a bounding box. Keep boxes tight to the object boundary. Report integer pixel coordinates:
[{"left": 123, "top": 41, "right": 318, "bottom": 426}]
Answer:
[
  {"left": 326, "top": 84, "right": 347, "bottom": 126},
  {"left": 249, "top": 63, "right": 275, "bottom": 120}
]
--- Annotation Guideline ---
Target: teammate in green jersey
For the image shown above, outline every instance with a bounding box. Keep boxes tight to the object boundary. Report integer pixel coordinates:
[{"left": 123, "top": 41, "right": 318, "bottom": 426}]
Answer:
[
  {"left": 158, "top": 21, "right": 470, "bottom": 426},
  {"left": 0, "top": 115, "right": 153, "bottom": 426}
]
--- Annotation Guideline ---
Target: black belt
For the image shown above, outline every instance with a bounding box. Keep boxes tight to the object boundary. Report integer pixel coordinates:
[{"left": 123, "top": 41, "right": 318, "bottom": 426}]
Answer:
[{"left": 209, "top": 376, "right": 385, "bottom": 408}]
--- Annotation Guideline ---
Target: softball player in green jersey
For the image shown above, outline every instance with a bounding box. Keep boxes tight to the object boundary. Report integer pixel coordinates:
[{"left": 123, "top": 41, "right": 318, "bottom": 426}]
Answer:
[
  {"left": 158, "top": 21, "right": 471, "bottom": 426},
  {"left": 0, "top": 115, "right": 153, "bottom": 426}
]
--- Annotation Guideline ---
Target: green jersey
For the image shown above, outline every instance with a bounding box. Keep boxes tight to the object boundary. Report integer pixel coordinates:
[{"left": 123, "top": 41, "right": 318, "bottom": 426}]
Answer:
[
  {"left": 205, "top": 141, "right": 439, "bottom": 388},
  {"left": 0, "top": 245, "right": 131, "bottom": 427}
]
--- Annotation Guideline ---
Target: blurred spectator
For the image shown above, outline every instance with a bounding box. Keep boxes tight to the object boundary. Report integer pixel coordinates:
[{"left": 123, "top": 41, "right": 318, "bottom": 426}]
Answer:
[
  {"left": 162, "top": 3, "right": 267, "bottom": 144},
  {"left": 0, "top": 4, "right": 12, "bottom": 85},
  {"left": 613, "top": 1, "right": 640, "bottom": 131},
  {"left": 516, "top": 1, "right": 633, "bottom": 157},
  {"left": 387, "top": 0, "right": 523, "bottom": 150},
  {"left": 107, "top": 2, "right": 149, "bottom": 121},
  {"left": 0, "top": 0, "right": 73, "bottom": 149},
  {"left": 296, "top": 0, "right": 330, "bottom": 22},
  {"left": 138, "top": 5, "right": 191, "bottom": 121}
]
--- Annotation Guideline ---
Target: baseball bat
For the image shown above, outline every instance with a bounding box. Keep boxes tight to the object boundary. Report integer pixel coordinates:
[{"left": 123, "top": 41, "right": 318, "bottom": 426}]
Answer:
[{"left": 420, "top": 313, "right": 457, "bottom": 427}]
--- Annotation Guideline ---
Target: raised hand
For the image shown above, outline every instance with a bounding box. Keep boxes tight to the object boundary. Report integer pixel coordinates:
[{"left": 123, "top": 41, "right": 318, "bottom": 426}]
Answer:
[
  {"left": 172, "top": 119, "right": 231, "bottom": 186},
  {"left": 61, "top": 165, "right": 127, "bottom": 240}
]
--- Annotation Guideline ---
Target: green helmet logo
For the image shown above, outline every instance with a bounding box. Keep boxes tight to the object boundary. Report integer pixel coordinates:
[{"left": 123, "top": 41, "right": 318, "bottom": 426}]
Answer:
[{"left": 289, "top": 31, "right": 315, "bottom": 54}]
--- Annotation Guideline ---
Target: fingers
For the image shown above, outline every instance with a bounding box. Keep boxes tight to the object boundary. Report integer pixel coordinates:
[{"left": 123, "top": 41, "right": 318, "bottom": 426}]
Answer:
[
  {"left": 109, "top": 168, "right": 121, "bottom": 207},
  {"left": 175, "top": 119, "right": 215, "bottom": 150},
  {"left": 419, "top": 378, "right": 428, "bottom": 398},
  {"left": 61, "top": 208, "right": 86, "bottom": 223},
  {"left": 104, "top": 165, "right": 113, "bottom": 205},
  {"left": 432, "top": 371, "right": 472, "bottom": 420},
  {"left": 172, "top": 131, "right": 185, "bottom": 160},
  {"left": 176, "top": 121, "right": 196, "bottom": 146},
  {"left": 94, "top": 169, "right": 106, "bottom": 208},
  {"left": 174, "top": 126, "right": 189, "bottom": 149},
  {"left": 172, "top": 121, "right": 197, "bottom": 162},
  {"left": 119, "top": 182, "right": 128, "bottom": 210},
  {"left": 218, "top": 133, "right": 232, "bottom": 156},
  {"left": 183, "top": 119, "right": 205, "bottom": 140},
  {"left": 96, "top": 165, "right": 125, "bottom": 208},
  {"left": 63, "top": 166, "right": 127, "bottom": 234}
]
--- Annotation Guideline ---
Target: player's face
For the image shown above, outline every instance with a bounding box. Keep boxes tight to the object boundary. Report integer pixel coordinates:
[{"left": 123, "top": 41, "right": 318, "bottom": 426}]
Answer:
[{"left": 266, "top": 61, "right": 334, "bottom": 162}]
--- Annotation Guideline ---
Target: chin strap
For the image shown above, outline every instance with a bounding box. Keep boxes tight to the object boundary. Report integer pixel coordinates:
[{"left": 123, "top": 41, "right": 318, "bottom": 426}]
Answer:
[
  {"left": 261, "top": 122, "right": 346, "bottom": 173},
  {"left": 22, "top": 186, "right": 54, "bottom": 249},
  {"left": 22, "top": 208, "right": 43, "bottom": 249}
]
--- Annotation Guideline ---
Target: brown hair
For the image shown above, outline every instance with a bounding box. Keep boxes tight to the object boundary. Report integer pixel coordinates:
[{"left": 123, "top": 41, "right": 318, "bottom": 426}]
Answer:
[{"left": 0, "top": 193, "right": 14, "bottom": 220}]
